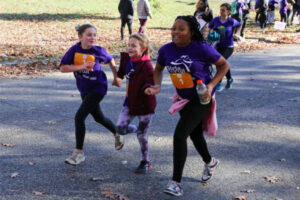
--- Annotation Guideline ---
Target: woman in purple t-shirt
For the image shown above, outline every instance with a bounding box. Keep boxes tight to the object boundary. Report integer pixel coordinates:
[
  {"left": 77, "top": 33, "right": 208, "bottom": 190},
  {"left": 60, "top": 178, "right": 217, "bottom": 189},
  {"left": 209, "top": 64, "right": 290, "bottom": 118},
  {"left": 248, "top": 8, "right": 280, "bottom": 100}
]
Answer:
[
  {"left": 209, "top": 3, "right": 241, "bottom": 91},
  {"left": 60, "top": 24, "right": 124, "bottom": 166},
  {"left": 145, "top": 16, "right": 230, "bottom": 197}
]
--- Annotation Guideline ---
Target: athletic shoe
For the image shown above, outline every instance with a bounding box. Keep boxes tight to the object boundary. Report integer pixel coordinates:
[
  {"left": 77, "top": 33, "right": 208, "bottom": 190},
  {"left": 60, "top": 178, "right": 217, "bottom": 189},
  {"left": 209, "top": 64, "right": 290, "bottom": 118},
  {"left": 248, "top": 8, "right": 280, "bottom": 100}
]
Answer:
[
  {"left": 216, "top": 83, "right": 223, "bottom": 92},
  {"left": 115, "top": 133, "right": 124, "bottom": 150},
  {"left": 201, "top": 157, "right": 220, "bottom": 183},
  {"left": 225, "top": 78, "right": 234, "bottom": 89},
  {"left": 135, "top": 160, "right": 152, "bottom": 174},
  {"left": 164, "top": 180, "right": 183, "bottom": 196},
  {"left": 65, "top": 150, "right": 85, "bottom": 166}
]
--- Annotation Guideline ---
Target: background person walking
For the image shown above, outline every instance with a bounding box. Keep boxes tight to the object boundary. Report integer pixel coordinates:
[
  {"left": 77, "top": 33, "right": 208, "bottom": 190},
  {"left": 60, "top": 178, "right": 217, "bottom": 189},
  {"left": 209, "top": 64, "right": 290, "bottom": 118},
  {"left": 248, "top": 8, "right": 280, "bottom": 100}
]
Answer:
[
  {"left": 137, "top": 0, "right": 152, "bottom": 33},
  {"left": 118, "top": 0, "right": 134, "bottom": 40}
]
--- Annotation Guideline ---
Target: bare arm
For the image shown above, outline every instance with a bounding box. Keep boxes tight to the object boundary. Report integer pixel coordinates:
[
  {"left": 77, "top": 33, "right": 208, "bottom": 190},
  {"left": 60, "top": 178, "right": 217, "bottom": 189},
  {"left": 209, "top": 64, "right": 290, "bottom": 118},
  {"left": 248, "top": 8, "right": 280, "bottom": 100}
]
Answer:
[
  {"left": 60, "top": 62, "right": 93, "bottom": 73},
  {"left": 234, "top": 25, "right": 242, "bottom": 38},
  {"left": 144, "top": 62, "right": 165, "bottom": 95},
  {"left": 204, "top": 57, "right": 230, "bottom": 99},
  {"left": 109, "top": 59, "right": 122, "bottom": 87}
]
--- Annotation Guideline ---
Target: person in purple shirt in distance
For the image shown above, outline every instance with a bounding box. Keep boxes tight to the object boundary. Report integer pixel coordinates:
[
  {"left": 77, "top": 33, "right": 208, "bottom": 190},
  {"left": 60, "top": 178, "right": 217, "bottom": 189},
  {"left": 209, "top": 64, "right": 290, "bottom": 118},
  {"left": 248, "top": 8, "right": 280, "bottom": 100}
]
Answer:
[
  {"left": 231, "top": 0, "right": 244, "bottom": 34},
  {"left": 145, "top": 16, "right": 230, "bottom": 197},
  {"left": 60, "top": 24, "right": 124, "bottom": 166},
  {"left": 209, "top": 3, "right": 241, "bottom": 91},
  {"left": 267, "top": 0, "right": 279, "bottom": 24},
  {"left": 280, "top": 0, "right": 288, "bottom": 23}
]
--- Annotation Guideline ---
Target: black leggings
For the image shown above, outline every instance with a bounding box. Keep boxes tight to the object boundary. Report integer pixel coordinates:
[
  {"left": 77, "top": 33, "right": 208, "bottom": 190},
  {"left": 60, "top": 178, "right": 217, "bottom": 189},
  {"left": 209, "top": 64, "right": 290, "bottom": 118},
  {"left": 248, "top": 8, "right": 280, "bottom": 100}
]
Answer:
[
  {"left": 121, "top": 18, "right": 132, "bottom": 40},
  {"left": 259, "top": 11, "right": 267, "bottom": 29},
  {"left": 281, "top": 13, "right": 287, "bottom": 23},
  {"left": 75, "top": 92, "right": 116, "bottom": 149},
  {"left": 241, "top": 11, "right": 249, "bottom": 37},
  {"left": 217, "top": 47, "right": 234, "bottom": 82},
  {"left": 172, "top": 99, "right": 212, "bottom": 183}
]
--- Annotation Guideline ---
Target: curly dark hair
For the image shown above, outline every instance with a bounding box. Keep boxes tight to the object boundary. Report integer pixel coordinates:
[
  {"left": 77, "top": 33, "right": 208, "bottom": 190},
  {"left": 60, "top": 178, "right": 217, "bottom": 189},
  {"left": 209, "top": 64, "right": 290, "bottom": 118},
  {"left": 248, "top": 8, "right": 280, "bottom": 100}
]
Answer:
[{"left": 175, "top": 15, "right": 204, "bottom": 42}]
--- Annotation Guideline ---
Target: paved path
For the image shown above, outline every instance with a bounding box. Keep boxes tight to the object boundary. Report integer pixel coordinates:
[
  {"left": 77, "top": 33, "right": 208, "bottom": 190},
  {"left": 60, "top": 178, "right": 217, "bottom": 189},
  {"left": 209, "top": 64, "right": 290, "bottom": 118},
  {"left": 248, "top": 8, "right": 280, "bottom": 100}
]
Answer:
[{"left": 0, "top": 45, "right": 299, "bottom": 200}]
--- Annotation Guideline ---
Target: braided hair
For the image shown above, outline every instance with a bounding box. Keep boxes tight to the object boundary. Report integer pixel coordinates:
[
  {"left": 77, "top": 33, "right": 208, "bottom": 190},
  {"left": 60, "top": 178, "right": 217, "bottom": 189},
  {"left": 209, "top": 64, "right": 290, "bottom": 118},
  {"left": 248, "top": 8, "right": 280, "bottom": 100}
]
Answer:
[{"left": 175, "top": 15, "right": 204, "bottom": 42}]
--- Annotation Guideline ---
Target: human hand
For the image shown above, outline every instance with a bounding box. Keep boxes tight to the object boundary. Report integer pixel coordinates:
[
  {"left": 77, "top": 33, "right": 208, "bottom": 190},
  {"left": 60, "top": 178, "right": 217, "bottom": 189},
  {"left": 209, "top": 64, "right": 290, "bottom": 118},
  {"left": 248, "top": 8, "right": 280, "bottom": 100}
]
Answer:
[
  {"left": 203, "top": 83, "right": 213, "bottom": 100},
  {"left": 205, "top": 8, "right": 210, "bottom": 15},
  {"left": 233, "top": 34, "right": 239, "bottom": 40},
  {"left": 82, "top": 61, "right": 95, "bottom": 71},
  {"left": 144, "top": 85, "right": 161, "bottom": 95},
  {"left": 112, "top": 77, "right": 122, "bottom": 87}
]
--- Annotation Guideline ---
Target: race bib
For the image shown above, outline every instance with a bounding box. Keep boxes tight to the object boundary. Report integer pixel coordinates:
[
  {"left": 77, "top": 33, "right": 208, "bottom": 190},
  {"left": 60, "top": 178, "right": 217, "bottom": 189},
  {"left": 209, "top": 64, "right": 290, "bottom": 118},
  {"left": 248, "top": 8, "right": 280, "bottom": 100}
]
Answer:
[
  {"left": 170, "top": 73, "right": 194, "bottom": 89},
  {"left": 74, "top": 53, "right": 95, "bottom": 65}
]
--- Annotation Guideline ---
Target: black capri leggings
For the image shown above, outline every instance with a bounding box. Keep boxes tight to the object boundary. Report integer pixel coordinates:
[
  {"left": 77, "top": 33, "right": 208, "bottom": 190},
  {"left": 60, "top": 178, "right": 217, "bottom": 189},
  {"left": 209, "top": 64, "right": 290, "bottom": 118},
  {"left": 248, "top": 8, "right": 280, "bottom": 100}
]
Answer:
[
  {"left": 217, "top": 47, "right": 234, "bottom": 81},
  {"left": 172, "top": 98, "right": 212, "bottom": 183},
  {"left": 75, "top": 92, "right": 116, "bottom": 149}
]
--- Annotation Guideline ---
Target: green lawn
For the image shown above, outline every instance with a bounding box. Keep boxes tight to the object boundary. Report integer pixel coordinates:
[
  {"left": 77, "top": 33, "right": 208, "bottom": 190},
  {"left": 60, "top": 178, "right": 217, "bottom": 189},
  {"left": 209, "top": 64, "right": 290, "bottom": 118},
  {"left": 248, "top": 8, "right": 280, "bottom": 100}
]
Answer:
[
  {"left": 0, "top": 0, "right": 298, "bottom": 62},
  {"left": 0, "top": 0, "right": 222, "bottom": 28}
]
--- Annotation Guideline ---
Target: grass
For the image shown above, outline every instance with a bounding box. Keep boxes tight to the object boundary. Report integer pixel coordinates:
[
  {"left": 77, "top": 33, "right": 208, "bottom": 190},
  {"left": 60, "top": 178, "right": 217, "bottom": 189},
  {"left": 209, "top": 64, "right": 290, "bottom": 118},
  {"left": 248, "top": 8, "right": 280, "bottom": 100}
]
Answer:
[
  {"left": 0, "top": 0, "right": 298, "bottom": 61},
  {"left": 0, "top": 0, "right": 220, "bottom": 27}
]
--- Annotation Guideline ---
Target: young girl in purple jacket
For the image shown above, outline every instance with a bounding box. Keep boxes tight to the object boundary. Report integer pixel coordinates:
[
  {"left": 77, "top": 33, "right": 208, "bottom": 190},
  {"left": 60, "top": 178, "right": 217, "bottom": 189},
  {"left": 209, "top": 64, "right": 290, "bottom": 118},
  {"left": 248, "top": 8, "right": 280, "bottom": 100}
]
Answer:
[{"left": 114, "top": 33, "right": 156, "bottom": 174}]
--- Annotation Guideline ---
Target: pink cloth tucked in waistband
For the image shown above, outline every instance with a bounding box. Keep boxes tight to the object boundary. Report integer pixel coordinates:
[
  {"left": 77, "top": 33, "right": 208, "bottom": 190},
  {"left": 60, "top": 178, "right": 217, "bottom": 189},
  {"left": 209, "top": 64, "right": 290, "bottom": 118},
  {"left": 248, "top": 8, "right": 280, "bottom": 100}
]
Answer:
[{"left": 168, "top": 93, "right": 218, "bottom": 137}]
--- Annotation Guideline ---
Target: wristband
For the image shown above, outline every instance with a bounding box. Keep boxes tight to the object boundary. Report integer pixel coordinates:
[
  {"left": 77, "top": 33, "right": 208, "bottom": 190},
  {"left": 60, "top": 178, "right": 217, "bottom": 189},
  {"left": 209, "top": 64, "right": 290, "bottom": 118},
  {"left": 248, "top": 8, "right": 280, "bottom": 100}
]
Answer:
[{"left": 154, "top": 84, "right": 161, "bottom": 88}]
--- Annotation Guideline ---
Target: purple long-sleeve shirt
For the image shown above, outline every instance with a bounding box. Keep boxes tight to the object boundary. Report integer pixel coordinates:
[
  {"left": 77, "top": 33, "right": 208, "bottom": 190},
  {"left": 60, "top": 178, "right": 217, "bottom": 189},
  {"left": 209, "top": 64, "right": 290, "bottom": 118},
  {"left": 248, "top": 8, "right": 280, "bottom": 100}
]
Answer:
[{"left": 280, "top": 0, "right": 287, "bottom": 13}]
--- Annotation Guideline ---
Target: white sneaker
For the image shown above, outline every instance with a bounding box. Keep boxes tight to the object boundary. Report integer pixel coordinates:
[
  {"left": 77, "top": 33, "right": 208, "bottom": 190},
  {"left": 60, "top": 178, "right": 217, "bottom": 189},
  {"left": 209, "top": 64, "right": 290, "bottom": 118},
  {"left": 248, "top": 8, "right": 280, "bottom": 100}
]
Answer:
[
  {"left": 201, "top": 157, "right": 220, "bottom": 183},
  {"left": 164, "top": 180, "right": 183, "bottom": 196},
  {"left": 65, "top": 150, "right": 85, "bottom": 165}
]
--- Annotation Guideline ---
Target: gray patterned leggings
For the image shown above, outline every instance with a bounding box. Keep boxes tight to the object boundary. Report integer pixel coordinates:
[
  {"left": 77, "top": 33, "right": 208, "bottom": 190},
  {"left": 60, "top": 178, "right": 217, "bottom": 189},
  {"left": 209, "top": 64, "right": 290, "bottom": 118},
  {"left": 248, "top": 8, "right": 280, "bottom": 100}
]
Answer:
[{"left": 116, "top": 107, "right": 153, "bottom": 161}]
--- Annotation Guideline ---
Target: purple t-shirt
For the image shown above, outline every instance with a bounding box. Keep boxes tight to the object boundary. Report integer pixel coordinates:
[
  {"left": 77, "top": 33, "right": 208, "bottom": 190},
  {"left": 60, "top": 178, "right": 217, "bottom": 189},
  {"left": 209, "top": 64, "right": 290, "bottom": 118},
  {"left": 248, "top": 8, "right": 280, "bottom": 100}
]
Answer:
[
  {"left": 60, "top": 42, "right": 113, "bottom": 95},
  {"left": 237, "top": 2, "right": 244, "bottom": 15},
  {"left": 157, "top": 41, "right": 221, "bottom": 100},
  {"left": 280, "top": 0, "right": 287, "bottom": 13},
  {"left": 209, "top": 17, "right": 241, "bottom": 49}
]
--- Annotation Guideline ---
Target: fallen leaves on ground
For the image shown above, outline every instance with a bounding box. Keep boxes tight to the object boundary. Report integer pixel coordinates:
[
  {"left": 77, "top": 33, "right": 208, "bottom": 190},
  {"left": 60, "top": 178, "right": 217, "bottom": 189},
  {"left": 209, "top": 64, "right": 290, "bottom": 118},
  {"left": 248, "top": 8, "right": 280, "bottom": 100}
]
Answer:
[
  {"left": 32, "top": 191, "right": 46, "bottom": 196},
  {"left": 233, "top": 195, "right": 248, "bottom": 200},
  {"left": 0, "top": 18, "right": 299, "bottom": 78},
  {"left": 2, "top": 143, "right": 14, "bottom": 147},
  {"left": 28, "top": 161, "right": 35, "bottom": 166},
  {"left": 0, "top": 60, "right": 60, "bottom": 78},
  {"left": 44, "top": 120, "right": 57, "bottom": 125},
  {"left": 10, "top": 172, "right": 20, "bottom": 178},
  {"left": 102, "top": 190, "right": 130, "bottom": 200},
  {"left": 90, "top": 177, "right": 104, "bottom": 182},
  {"left": 241, "top": 170, "right": 251, "bottom": 174},
  {"left": 264, "top": 176, "right": 280, "bottom": 183},
  {"left": 241, "top": 189, "right": 255, "bottom": 193}
]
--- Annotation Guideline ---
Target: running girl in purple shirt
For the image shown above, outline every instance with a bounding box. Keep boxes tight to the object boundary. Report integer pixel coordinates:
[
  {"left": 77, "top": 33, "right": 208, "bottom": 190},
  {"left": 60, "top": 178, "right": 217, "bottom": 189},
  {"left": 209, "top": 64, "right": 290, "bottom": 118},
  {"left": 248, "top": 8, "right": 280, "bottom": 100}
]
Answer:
[
  {"left": 60, "top": 24, "right": 124, "bottom": 166},
  {"left": 209, "top": 3, "right": 241, "bottom": 91},
  {"left": 114, "top": 33, "right": 156, "bottom": 174},
  {"left": 145, "top": 16, "right": 230, "bottom": 197}
]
